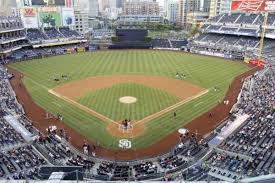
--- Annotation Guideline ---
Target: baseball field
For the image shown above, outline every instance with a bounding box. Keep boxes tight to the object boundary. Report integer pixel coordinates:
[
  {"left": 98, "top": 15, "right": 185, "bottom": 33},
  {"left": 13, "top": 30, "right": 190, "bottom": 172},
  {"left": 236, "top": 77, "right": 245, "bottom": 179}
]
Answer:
[{"left": 8, "top": 50, "right": 250, "bottom": 152}]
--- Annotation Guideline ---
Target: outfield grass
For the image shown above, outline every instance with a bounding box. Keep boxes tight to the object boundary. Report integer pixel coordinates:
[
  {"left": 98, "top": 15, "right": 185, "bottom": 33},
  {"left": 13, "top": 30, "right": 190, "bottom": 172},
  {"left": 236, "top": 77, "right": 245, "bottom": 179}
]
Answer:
[
  {"left": 78, "top": 83, "right": 180, "bottom": 121},
  {"left": 9, "top": 50, "right": 250, "bottom": 149}
]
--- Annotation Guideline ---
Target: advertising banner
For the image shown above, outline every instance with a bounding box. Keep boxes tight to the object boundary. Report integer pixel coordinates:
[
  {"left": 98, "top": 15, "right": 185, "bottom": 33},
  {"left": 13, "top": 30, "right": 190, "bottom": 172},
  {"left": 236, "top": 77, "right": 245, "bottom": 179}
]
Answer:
[
  {"left": 31, "top": 0, "right": 65, "bottom": 6},
  {"left": 231, "top": 0, "right": 275, "bottom": 12},
  {"left": 21, "top": 7, "right": 39, "bottom": 28},
  {"left": 62, "top": 7, "right": 75, "bottom": 26},
  {"left": 39, "top": 12, "right": 62, "bottom": 27},
  {"left": 77, "top": 47, "right": 85, "bottom": 52},
  {"left": 249, "top": 59, "right": 266, "bottom": 67},
  {"left": 65, "top": 0, "right": 73, "bottom": 7}
]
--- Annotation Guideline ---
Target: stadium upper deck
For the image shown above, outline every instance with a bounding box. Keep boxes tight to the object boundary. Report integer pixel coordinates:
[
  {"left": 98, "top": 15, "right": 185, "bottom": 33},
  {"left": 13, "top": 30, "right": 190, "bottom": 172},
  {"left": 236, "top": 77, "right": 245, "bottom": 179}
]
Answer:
[
  {"left": 189, "top": 13, "right": 275, "bottom": 60},
  {"left": 0, "top": 13, "right": 274, "bottom": 182}
]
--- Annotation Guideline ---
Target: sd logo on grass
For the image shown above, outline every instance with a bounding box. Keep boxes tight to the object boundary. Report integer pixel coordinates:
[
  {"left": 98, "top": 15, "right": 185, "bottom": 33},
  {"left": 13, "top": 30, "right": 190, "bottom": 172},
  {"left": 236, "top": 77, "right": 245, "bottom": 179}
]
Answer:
[{"left": 119, "top": 139, "right": 132, "bottom": 149}]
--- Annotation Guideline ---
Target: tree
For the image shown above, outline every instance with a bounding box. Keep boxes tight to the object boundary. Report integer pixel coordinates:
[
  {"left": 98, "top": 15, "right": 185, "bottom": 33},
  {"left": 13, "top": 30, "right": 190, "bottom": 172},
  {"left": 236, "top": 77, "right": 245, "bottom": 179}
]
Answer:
[{"left": 188, "top": 25, "right": 199, "bottom": 38}]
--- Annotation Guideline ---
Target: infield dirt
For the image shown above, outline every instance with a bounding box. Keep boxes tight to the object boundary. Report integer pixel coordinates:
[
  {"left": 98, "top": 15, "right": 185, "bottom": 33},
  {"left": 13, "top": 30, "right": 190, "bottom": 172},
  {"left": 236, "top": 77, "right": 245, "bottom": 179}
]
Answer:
[
  {"left": 8, "top": 66, "right": 259, "bottom": 160},
  {"left": 51, "top": 75, "right": 206, "bottom": 138},
  {"left": 52, "top": 75, "right": 204, "bottom": 100}
]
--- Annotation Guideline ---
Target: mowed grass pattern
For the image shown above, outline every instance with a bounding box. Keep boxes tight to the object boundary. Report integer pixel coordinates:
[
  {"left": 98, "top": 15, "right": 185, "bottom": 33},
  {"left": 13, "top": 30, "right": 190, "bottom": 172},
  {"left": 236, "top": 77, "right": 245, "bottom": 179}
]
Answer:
[
  {"left": 9, "top": 50, "right": 249, "bottom": 149},
  {"left": 77, "top": 83, "right": 180, "bottom": 121}
]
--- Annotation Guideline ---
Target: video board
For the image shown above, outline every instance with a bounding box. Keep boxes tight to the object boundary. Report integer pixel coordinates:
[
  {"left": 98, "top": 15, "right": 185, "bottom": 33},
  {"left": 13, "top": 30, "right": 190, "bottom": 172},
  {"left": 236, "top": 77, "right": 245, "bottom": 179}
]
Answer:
[{"left": 39, "top": 11, "right": 62, "bottom": 27}]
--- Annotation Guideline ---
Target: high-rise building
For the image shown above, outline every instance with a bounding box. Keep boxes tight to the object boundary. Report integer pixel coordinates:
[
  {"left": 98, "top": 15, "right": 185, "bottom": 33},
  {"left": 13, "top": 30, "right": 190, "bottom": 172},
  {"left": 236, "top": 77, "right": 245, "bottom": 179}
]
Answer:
[
  {"left": 116, "top": 0, "right": 123, "bottom": 8},
  {"left": 89, "top": 0, "right": 99, "bottom": 17},
  {"left": 177, "top": 0, "right": 201, "bottom": 28},
  {"left": 99, "top": 0, "right": 107, "bottom": 12},
  {"left": 109, "top": 0, "right": 117, "bottom": 8},
  {"left": 102, "top": 6, "right": 122, "bottom": 19},
  {"left": 123, "top": 0, "right": 160, "bottom": 15},
  {"left": 165, "top": 0, "right": 179, "bottom": 23},
  {"left": 99, "top": 0, "right": 118, "bottom": 12},
  {"left": 74, "top": 0, "right": 89, "bottom": 34},
  {"left": 177, "top": 0, "right": 210, "bottom": 29},
  {"left": 209, "top": 0, "right": 231, "bottom": 17},
  {"left": 220, "top": 0, "right": 232, "bottom": 14}
]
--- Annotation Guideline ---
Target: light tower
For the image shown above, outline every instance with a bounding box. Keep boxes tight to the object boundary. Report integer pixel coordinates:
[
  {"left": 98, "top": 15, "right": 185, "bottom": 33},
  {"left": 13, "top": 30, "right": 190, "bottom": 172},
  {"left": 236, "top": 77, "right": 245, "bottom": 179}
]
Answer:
[
  {"left": 258, "top": 12, "right": 268, "bottom": 60},
  {"left": 244, "top": 12, "right": 268, "bottom": 67}
]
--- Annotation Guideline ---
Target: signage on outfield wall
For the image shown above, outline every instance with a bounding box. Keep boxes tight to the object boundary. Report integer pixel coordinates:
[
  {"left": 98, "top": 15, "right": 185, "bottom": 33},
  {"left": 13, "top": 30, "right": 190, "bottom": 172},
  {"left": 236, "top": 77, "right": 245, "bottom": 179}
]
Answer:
[
  {"left": 249, "top": 59, "right": 266, "bottom": 67},
  {"left": 231, "top": 0, "right": 275, "bottom": 12},
  {"left": 198, "top": 51, "right": 225, "bottom": 58},
  {"left": 20, "top": 7, "right": 39, "bottom": 28}
]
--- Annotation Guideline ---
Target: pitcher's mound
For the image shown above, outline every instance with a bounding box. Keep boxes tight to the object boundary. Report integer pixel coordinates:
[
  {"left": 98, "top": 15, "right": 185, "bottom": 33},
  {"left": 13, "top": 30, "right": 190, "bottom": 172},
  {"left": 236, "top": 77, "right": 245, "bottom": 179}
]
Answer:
[{"left": 119, "top": 96, "right": 137, "bottom": 104}]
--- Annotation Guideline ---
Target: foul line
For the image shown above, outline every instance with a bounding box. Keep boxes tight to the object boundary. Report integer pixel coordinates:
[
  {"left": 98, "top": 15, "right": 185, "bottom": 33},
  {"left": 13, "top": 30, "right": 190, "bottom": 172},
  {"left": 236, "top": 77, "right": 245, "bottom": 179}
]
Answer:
[
  {"left": 48, "top": 89, "right": 120, "bottom": 125},
  {"left": 49, "top": 89, "right": 208, "bottom": 126},
  {"left": 134, "top": 89, "right": 209, "bottom": 125}
]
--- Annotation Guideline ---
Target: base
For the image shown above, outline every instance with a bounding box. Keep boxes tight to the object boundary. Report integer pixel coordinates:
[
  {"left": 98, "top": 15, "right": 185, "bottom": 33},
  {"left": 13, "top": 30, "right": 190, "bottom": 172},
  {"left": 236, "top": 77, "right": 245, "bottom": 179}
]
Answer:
[{"left": 118, "top": 124, "right": 134, "bottom": 133}]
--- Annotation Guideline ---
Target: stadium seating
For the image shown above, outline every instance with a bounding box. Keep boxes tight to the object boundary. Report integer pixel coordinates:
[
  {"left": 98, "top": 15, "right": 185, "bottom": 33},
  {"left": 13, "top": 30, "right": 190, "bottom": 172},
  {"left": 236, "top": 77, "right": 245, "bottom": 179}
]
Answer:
[
  {"left": 0, "top": 14, "right": 274, "bottom": 182},
  {"left": 26, "top": 27, "right": 84, "bottom": 44},
  {"left": 152, "top": 38, "right": 171, "bottom": 48},
  {"left": 0, "top": 69, "right": 210, "bottom": 180},
  {"left": 0, "top": 17, "right": 23, "bottom": 31},
  {"left": 59, "top": 27, "right": 80, "bottom": 38},
  {"left": 44, "top": 28, "right": 64, "bottom": 39},
  {"left": 190, "top": 13, "right": 275, "bottom": 58},
  {"left": 27, "top": 29, "right": 49, "bottom": 42}
]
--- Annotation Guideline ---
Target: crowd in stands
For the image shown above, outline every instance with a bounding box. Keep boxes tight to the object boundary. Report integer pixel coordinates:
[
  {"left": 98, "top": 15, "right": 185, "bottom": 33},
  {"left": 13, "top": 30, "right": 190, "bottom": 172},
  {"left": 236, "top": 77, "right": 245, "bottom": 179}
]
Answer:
[
  {"left": 134, "top": 162, "right": 158, "bottom": 180},
  {"left": 0, "top": 15, "right": 274, "bottom": 182},
  {"left": 93, "top": 135, "right": 207, "bottom": 181},
  {"left": 0, "top": 63, "right": 214, "bottom": 181},
  {"left": 172, "top": 68, "right": 275, "bottom": 182},
  {"left": 0, "top": 68, "right": 47, "bottom": 179},
  {"left": 207, "top": 13, "right": 275, "bottom": 26},
  {"left": 0, "top": 43, "right": 90, "bottom": 64},
  {"left": 27, "top": 29, "right": 49, "bottom": 42},
  {"left": 0, "top": 17, "right": 26, "bottom": 55},
  {"left": 216, "top": 70, "right": 274, "bottom": 177},
  {"left": 189, "top": 13, "right": 275, "bottom": 59},
  {"left": 149, "top": 31, "right": 186, "bottom": 40},
  {"left": 0, "top": 17, "right": 23, "bottom": 31},
  {"left": 26, "top": 27, "right": 82, "bottom": 43},
  {"left": 0, "top": 117, "right": 24, "bottom": 147},
  {"left": 0, "top": 30, "right": 25, "bottom": 43},
  {"left": 152, "top": 38, "right": 187, "bottom": 49},
  {"left": 59, "top": 27, "right": 80, "bottom": 38},
  {"left": 44, "top": 28, "right": 64, "bottom": 39}
]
